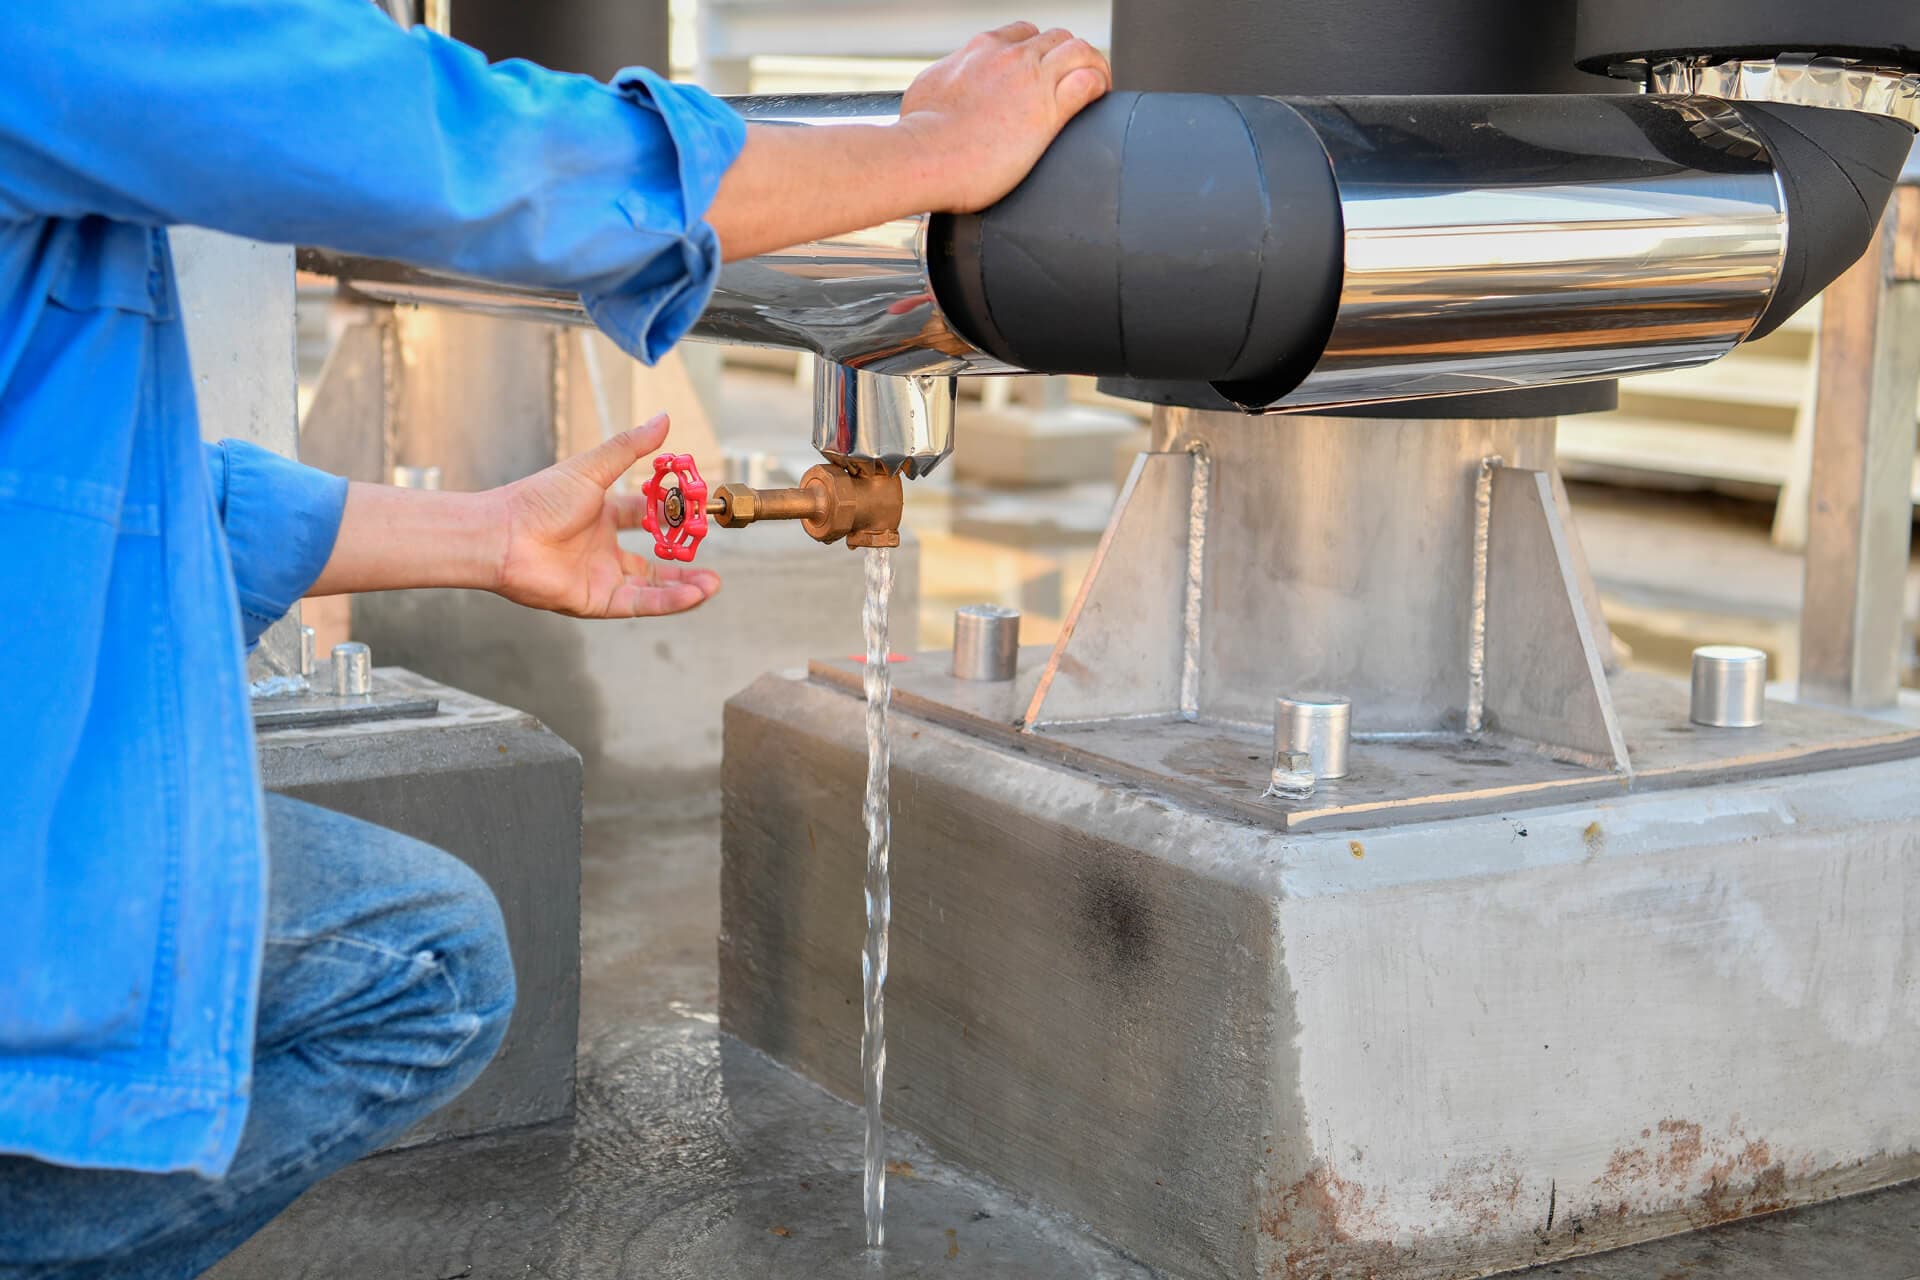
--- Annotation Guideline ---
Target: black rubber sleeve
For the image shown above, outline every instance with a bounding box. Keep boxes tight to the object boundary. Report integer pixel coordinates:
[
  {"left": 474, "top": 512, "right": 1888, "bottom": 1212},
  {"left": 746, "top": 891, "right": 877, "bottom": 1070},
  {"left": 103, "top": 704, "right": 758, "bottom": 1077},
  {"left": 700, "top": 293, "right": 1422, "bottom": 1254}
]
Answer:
[
  {"left": 1736, "top": 104, "right": 1915, "bottom": 340},
  {"left": 925, "top": 92, "right": 1344, "bottom": 395}
]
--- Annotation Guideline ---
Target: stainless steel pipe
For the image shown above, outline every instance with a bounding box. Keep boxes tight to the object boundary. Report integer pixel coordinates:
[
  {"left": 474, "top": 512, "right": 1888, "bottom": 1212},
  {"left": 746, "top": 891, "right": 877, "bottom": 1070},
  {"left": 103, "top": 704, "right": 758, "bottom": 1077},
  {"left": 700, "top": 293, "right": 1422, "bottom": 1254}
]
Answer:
[
  {"left": 1265, "top": 96, "right": 1787, "bottom": 410},
  {"left": 305, "top": 89, "right": 1916, "bottom": 418},
  {"left": 311, "top": 94, "right": 1008, "bottom": 380},
  {"left": 813, "top": 361, "right": 956, "bottom": 478}
]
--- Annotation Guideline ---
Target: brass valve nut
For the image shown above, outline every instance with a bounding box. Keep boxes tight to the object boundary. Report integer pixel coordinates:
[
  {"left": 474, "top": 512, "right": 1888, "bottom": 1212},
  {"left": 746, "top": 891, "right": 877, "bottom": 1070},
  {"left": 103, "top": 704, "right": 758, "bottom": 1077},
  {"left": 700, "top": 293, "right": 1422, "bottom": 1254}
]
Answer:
[{"left": 711, "top": 483, "right": 758, "bottom": 527}]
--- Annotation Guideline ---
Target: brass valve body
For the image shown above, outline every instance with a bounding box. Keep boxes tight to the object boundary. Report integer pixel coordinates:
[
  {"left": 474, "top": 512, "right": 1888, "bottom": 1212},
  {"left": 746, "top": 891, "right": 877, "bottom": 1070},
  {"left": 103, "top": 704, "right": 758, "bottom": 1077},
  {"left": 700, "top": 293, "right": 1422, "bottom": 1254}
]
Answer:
[{"left": 708, "top": 465, "right": 903, "bottom": 549}]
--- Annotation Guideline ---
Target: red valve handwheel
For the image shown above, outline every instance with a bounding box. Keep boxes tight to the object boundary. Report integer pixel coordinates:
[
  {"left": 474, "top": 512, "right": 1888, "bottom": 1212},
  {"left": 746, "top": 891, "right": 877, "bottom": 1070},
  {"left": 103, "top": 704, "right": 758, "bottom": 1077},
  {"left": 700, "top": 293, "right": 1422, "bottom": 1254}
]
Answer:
[{"left": 639, "top": 453, "right": 709, "bottom": 563}]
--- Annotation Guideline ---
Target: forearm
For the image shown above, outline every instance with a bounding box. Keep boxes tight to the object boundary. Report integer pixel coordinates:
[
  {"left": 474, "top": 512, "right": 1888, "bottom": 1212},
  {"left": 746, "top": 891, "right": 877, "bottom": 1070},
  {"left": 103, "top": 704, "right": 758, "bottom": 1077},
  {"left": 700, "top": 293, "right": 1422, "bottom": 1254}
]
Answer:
[
  {"left": 307, "top": 484, "right": 506, "bottom": 598},
  {"left": 707, "top": 124, "right": 951, "bottom": 262}
]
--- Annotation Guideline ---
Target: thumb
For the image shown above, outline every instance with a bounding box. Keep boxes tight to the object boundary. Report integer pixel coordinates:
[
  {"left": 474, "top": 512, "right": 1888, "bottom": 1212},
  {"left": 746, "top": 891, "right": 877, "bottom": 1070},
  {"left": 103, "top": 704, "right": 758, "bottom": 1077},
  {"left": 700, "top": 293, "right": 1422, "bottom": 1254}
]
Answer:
[
  {"left": 568, "top": 413, "right": 670, "bottom": 490},
  {"left": 1056, "top": 66, "right": 1108, "bottom": 115}
]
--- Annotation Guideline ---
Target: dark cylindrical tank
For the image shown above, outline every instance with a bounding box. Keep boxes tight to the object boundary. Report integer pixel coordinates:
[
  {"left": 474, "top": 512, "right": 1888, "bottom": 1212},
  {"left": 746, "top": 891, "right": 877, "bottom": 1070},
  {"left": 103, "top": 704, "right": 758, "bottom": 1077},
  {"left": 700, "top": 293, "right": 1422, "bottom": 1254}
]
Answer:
[
  {"left": 1106, "top": 0, "right": 1618, "bottom": 416},
  {"left": 1112, "top": 0, "right": 1608, "bottom": 96},
  {"left": 453, "top": 0, "right": 669, "bottom": 81},
  {"left": 1575, "top": 0, "right": 1920, "bottom": 73}
]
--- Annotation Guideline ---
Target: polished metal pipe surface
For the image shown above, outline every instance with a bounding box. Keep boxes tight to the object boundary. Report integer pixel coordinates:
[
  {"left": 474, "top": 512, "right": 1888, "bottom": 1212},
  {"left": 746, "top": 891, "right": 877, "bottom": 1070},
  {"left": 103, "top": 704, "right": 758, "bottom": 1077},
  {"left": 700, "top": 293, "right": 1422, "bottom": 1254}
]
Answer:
[
  {"left": 1265, "top": 96, "right": 1788, "bottom": 411},
  {"left": 813, "top": 361, "right": 956, "bottom": 478},
  {"left": 312, "top": 94, "right": 1007, "bottom": 378},
  {"left": 951, "top": 605, "right": 1021, "bottom": 682},
  {"left": 1691, "top": 645, "right": 1767, "bottom": 728},
  {"left": 1274, "top": 693, "right": 1352, "bottom": 780}
]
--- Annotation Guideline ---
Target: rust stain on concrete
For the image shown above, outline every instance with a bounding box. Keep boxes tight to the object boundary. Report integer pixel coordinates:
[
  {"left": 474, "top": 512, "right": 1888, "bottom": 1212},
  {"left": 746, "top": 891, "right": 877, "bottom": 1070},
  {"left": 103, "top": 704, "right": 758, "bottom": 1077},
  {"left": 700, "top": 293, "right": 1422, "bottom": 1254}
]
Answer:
[
  {"left": 1259, "top": 1165, "right": 1406, "bottom": 1280},
  {"left": 1427, "top": 1154, "right": 1525, "bottom": 1237}
]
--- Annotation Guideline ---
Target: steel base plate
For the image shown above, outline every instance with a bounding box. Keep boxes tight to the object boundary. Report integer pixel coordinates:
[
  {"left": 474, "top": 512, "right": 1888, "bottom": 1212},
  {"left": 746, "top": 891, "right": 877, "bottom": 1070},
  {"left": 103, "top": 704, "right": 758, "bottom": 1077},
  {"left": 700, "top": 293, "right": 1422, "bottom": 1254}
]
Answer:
[{"left": 808, "top": 648, "right": 1920, "bottom": 833}]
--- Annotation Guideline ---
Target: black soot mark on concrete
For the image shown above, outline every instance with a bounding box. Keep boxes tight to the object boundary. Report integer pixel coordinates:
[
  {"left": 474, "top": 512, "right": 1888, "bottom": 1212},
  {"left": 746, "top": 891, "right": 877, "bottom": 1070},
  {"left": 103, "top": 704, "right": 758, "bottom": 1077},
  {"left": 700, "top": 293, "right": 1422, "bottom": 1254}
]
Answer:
[{"left": 1073, "top": 865, "right": 1160, "bottom": 983}]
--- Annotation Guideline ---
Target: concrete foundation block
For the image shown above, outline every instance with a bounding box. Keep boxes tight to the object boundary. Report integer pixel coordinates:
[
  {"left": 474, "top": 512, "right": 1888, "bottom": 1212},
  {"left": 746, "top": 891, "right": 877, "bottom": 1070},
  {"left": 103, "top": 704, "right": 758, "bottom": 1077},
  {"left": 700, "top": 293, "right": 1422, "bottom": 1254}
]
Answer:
[
  {"left": 720, "top": 671, "right": 1920, "bottom": 1280},
  {"left": 259, "top": 669, "right": 582, "bottom": 1145},
  {"left": 351, "top": 527, "right": 918, "bottom": 810}
]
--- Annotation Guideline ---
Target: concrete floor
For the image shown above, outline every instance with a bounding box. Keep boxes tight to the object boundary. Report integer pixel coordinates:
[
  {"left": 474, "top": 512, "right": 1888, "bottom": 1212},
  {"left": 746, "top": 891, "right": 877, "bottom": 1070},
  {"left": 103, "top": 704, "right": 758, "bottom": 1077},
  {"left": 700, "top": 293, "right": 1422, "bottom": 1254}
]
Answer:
[
  {"left": 208, "top": 814, "right": 1157, "bottom": 1279},
  {"left": 209, "top": 807, "right": 1920, "bottom": 1280}
]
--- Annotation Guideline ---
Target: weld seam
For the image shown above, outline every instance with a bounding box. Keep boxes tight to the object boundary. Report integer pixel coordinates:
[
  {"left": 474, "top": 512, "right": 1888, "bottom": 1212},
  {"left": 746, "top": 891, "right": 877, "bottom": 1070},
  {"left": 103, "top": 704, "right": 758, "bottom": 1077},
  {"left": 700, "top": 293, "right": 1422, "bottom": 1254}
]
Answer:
[{"left": 1180, "top": 444, "right": 1211, "bottom": 721}]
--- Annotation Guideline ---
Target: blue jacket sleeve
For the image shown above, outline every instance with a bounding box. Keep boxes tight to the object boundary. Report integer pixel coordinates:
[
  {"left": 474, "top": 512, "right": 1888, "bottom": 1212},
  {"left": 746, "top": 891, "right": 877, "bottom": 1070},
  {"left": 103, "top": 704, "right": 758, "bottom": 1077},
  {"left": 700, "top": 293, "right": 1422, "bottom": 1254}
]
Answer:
[
  {"left": 204, "top": 441, "right": 349, "bottom": 649},
  {"left": 0, "top": 4, "right": 746, "bottom": 362}
]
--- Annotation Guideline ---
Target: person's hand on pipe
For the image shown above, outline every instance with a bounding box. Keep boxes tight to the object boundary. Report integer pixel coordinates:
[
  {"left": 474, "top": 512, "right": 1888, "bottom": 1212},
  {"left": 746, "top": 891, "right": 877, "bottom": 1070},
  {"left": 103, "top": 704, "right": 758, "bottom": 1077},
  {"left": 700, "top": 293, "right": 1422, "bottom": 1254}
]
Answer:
[
  {"left": 897, "top": 22, "right": 1112, "bottom": 214},
  {"left": 706, "top": 22, "right": 1111, "bottom": 260},
  {"left": 306, "top": 413, "right": 720, "bottom": 619}
]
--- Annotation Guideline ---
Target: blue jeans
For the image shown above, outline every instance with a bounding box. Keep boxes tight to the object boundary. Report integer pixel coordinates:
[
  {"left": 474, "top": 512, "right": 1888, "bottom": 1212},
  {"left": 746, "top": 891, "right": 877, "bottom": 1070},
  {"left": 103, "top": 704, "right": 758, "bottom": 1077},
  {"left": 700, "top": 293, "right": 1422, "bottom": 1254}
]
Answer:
[{"left": 0, "top": 794, "right": 516, "bottom": 1279}]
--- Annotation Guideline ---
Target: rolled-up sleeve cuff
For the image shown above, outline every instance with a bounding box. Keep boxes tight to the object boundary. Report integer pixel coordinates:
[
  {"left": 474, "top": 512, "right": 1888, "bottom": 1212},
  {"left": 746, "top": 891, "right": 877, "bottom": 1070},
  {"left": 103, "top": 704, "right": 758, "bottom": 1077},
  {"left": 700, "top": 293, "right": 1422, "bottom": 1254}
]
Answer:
[
  {"left": 585, "top": 67, "right": 746, "bottom": 364},
  {"left": 205, "top": 439, "right": 348, "bottom": 646}
]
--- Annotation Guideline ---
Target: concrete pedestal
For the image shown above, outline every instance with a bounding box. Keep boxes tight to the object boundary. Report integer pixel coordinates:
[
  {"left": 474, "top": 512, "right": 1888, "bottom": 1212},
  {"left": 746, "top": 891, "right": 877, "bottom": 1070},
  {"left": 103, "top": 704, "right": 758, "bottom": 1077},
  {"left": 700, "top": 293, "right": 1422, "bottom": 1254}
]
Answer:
[
  {"left": 720, "top": 668, "right": 1920, "bottom": 1280},
  {"left": 260, "top": 669, "right": 582, "bottom": 1146}
]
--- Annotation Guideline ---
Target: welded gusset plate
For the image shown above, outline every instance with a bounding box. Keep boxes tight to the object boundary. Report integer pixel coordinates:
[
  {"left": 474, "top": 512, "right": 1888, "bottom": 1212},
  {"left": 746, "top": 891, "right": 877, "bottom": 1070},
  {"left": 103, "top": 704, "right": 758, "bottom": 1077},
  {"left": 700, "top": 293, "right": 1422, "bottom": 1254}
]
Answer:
[{"left": 809, "top": 657, "right": 1920, "bottom": 834}]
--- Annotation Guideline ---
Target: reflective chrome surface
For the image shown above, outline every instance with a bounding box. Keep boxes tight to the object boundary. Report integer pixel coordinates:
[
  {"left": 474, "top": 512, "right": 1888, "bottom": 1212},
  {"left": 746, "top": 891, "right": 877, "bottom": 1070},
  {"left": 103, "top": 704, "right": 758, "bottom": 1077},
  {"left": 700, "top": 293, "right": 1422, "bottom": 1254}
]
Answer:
[
  {"left": 1273, "top": 692, "right": 1352, "bottom": 780},
  {"left": 331, "top": 641, "right": 374, "bottom": 698},
  {"left": 1649, "top": 55, "right": 1920, "bottom": 128},
  {"left": 1265, "top": 96, "right": 1788, "bottom": 412},
  {"left": 1691, "top": 644, "right": 1768, "bottom": 728},
  {"left": 312, "top": 93, "right": 1008, "bottom": 377},
  {"left": 813, "top": 361, "right": 956, "bottom": 478},
  {"left": 951, "top": 605, "right": 1022, "bottom": 682}
]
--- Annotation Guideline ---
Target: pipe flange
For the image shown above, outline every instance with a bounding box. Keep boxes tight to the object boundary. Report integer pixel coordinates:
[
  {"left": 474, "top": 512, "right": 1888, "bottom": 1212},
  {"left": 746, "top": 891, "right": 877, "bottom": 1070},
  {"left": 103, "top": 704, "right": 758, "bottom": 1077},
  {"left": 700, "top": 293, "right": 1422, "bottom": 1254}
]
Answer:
[{"left": 1644, "top": 54, "right": 1920, "bottom": 128}]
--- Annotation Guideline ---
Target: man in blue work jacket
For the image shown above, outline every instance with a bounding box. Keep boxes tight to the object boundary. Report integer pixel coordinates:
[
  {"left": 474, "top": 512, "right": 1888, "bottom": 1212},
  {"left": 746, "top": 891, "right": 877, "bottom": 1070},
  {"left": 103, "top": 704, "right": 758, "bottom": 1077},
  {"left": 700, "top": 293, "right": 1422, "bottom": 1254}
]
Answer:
[{"left": 0, "top": 5, "right": 1109, "bottom": 1275}]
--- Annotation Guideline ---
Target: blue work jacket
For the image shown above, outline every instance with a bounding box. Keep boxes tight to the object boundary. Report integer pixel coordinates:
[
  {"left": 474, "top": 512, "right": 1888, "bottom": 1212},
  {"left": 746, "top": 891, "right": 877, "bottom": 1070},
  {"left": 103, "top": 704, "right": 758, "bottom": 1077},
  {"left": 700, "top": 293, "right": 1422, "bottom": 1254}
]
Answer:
[{"left": 0, "top": 2, "right": 744, "bottom": 1176}]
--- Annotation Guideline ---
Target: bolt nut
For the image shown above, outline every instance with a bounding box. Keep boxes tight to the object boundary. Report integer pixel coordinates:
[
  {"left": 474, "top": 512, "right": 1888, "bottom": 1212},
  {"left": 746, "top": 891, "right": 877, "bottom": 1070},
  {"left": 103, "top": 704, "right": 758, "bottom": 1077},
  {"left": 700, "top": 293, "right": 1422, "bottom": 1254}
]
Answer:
[
  {"left": 713, "top": 483, "right": 759, "bottom": 527},
  {"left": 1274, "top": 693, "right": 1352, "bottom": 781},
  {"left": 331, "top": 642, "right": 373, "bottom": 697},
  {"left": 952, "top": 605, "right": 1020, "bottom": 680},
  {"left": 1690, "top": 644, "right": 1766, "bottom": 728}
]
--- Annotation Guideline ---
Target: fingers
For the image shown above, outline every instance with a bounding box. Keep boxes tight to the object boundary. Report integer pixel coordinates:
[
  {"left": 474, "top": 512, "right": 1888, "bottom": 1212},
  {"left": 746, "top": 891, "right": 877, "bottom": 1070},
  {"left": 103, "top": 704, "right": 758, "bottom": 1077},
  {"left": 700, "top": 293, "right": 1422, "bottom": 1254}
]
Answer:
[
  {"left": 660, "top": 563, "right": 722, "bottom": 599},
  {"left": 610, "top": 491, "right": 650, "bottom": 530},
  {"left": 604, "top": 572, "right": 718, "bottom": 618},
  {"left": 981, "top": 20, "right": 1040, "bottom": 43},
  {"left": 1056, "top": 65, "right": 1109, "bottom": 114},
  {"left": 1042, "top": 37, "right": 1111, "bottom": 109},
  {"left": 565, "top": 413, "right": 671, "bottom": 490},
  {"left": 1024, "top": 27, "right": 1076, "bottom": 58},
  {"left": 620, "top": 555, "right": 722, "bottom": 599}
]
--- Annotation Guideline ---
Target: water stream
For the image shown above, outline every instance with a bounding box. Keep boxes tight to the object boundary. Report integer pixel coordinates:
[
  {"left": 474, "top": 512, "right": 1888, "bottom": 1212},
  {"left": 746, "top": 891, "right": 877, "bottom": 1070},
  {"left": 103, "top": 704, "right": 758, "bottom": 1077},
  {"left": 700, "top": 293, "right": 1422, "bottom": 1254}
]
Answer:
[{"left": 859, "top": 545, "right": 895, "bottom": 1251}]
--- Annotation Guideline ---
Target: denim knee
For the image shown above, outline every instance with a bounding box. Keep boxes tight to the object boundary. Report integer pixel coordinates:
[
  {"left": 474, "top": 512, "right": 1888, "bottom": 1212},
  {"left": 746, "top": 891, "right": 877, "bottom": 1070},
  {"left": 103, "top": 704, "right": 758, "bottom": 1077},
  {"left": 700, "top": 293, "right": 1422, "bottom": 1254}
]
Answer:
[
  {"left": 261, "top": 796, "right": 520, "bottom": 1116},
  {"left": 406, "top": 853, "right": 516, "bottom": 1098}
]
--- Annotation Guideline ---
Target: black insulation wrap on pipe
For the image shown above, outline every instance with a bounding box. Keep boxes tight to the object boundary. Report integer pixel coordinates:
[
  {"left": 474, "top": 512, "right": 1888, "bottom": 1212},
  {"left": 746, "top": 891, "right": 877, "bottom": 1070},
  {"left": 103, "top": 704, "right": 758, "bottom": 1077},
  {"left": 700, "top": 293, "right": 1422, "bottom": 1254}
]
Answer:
[
  {"left": 1109, "top": 0, "right": 1622, "bottom": 419},
  {"left": 926, "top": 92, "right": 1344, "bottom": 400},
  {"left": 1735, "top": 104, "right": 1916, "bottom": 339},
  {"left": 1575, "top": 0, "right": 1920, "bottom": 73}
]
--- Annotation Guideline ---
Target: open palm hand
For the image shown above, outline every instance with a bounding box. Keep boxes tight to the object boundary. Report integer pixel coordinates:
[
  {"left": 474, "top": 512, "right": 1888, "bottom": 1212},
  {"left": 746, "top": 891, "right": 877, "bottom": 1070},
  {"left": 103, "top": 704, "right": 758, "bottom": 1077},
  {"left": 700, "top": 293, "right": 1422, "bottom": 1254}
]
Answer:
[{"left": 495, "top": 414, "right": 719, "bottom": 619}]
